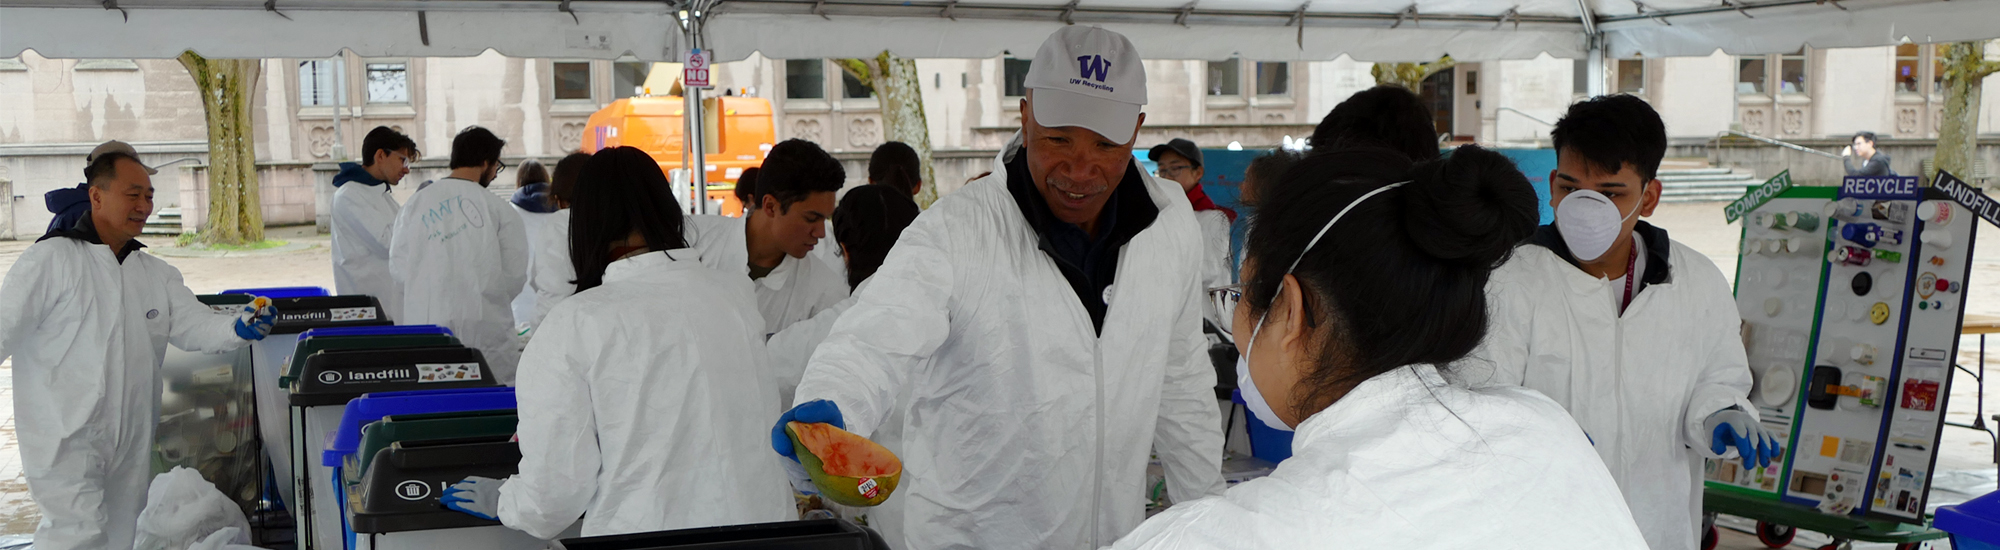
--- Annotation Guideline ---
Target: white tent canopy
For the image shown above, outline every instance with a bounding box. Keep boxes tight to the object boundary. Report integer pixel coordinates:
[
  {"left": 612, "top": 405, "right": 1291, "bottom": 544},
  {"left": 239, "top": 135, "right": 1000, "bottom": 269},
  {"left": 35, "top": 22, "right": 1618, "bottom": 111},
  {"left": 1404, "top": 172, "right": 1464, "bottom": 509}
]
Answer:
[{"left": 4, "top": 0, "right": 2000, "bottom": 63}]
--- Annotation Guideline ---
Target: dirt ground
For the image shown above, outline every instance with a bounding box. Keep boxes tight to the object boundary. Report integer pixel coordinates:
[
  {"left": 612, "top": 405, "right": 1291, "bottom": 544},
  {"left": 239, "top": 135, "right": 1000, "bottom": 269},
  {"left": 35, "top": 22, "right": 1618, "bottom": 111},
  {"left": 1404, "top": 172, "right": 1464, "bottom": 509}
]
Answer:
[{"left": 0, "top": 207, "right": 1995, "bottom": 547}]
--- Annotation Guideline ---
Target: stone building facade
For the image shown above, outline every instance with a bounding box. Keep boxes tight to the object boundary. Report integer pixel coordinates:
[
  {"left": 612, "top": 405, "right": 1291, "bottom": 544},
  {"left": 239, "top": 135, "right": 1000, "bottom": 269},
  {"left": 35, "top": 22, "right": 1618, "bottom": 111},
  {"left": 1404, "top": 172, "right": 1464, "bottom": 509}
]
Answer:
[{"left": 3, "top": 44, "right": 1999, "bottom": 238}]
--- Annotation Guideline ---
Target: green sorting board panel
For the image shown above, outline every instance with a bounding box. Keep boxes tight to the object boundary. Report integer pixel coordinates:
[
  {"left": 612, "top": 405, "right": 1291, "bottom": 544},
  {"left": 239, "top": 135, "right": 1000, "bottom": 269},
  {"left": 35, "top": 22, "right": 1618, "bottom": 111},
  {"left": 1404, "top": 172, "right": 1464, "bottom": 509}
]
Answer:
[
  {"left": 353, "top": 410, "right": 519, "bottom": 482},
  {"left": 1711, "top": 184, "right": 1838, "bottom": 500}
]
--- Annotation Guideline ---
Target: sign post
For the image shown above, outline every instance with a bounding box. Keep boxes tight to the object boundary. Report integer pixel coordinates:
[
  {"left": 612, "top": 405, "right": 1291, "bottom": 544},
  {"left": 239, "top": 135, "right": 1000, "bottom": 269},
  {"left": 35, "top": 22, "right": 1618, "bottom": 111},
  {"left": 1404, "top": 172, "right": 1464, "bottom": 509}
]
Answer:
[{"left": 682, "top": 48, "right": 711, "bottom": 214}]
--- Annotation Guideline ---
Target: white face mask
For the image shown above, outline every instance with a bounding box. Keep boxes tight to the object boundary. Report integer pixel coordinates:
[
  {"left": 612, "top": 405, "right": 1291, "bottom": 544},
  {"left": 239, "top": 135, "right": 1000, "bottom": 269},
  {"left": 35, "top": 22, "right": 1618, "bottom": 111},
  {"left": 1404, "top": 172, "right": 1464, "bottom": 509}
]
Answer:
[
  {"left": 1554, "top": 188, "right": 1640, "bottom": 262},
  {"left": 1237, "top": 181, "right": 1408, "bottom": 432}
]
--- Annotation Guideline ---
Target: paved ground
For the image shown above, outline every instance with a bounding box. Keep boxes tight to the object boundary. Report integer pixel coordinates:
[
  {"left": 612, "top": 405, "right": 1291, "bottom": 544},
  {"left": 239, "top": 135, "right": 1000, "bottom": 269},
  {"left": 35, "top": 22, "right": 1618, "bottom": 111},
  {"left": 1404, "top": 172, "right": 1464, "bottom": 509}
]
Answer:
[{"left": 0, "top": 207, "right": 1997, "bottom": 546}]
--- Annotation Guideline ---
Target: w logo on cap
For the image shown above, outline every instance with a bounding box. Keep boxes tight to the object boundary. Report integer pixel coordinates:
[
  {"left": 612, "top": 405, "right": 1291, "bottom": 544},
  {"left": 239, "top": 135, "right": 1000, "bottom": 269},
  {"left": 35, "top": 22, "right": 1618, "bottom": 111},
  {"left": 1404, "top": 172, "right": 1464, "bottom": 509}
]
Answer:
[{"left": 1077, "top": 55, "right": 1110, "bottom": 82}]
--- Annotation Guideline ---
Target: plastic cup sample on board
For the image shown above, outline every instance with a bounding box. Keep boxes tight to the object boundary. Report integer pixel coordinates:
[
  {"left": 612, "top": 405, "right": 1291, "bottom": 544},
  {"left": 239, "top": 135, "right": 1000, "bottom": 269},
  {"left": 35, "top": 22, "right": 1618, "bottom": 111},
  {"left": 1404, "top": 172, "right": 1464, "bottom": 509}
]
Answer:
[{"left": 1921, "top": 230, "right": 1954, "bottom": 249}]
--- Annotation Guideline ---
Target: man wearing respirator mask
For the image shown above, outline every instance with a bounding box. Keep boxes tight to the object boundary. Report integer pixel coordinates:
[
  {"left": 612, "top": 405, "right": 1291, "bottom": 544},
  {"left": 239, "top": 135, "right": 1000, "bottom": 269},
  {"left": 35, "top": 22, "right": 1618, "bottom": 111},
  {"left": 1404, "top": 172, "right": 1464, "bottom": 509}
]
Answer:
[{"left": 1468, "top": 95, "right": 1777, "bottom": 550}]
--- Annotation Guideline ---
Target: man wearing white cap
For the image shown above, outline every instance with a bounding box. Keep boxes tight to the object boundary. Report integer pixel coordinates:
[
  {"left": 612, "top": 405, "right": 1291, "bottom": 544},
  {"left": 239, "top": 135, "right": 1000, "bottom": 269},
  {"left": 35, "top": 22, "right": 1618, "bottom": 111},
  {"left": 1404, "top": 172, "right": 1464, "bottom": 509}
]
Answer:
[
  {"left": 0, "top": 141, "right": 276, "bottom": 550},
  {"left": 774, "top": 26, "right": 1224, "bottom": 549}
]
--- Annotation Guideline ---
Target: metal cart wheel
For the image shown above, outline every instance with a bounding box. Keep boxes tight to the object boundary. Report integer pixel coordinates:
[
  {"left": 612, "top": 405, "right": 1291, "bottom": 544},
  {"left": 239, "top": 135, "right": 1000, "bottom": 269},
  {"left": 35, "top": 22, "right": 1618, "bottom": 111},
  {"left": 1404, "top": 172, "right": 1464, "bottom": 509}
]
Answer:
[
  {"left": 1757, "top": 522, "right": 1797, "bottom": 548},
  {"left": 1703, "top": 524, "right": 1719, "bottom": 550}
]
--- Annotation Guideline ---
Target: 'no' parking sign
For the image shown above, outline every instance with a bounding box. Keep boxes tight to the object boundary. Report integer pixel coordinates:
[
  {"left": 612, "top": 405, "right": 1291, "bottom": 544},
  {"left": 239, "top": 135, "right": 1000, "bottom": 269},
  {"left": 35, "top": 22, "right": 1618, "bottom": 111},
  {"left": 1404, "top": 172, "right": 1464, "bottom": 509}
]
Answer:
[{"left": 684, "top": 49, "right": 713, "bottom": 89}]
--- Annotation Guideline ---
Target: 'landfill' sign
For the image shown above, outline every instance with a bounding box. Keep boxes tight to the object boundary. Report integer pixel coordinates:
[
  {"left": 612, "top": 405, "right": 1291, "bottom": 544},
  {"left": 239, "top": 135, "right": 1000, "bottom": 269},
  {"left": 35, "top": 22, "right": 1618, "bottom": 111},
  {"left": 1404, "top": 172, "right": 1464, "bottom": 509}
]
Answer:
[
  {"left": 684, "top": 49, "right": 713, "bottom": 89},
  {"left": 1931, "top": 170, "right": 2000, "bottom": 228},
  {"left": 1724, "top": 170, "right": 1792, "bottom": 223}
]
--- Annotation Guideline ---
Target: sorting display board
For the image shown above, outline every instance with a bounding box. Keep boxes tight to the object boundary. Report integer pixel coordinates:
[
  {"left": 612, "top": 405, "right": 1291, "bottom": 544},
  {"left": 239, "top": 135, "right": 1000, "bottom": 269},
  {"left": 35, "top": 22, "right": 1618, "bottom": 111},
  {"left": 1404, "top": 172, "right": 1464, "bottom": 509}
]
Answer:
[{"left": 1710, "top": 175, "right": 1979, "bottom": 523}]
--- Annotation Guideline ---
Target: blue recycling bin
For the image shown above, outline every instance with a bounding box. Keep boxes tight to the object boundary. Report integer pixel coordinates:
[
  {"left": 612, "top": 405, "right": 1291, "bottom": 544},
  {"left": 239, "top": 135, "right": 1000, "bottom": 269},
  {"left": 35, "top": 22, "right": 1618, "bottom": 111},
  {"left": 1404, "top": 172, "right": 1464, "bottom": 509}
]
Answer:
[
  {"left": 1230, "top": 388, "right": 1293, "bottom": 463},
  {"left": 1935, "top": 491, "right": 2000, "bottom": 550}
]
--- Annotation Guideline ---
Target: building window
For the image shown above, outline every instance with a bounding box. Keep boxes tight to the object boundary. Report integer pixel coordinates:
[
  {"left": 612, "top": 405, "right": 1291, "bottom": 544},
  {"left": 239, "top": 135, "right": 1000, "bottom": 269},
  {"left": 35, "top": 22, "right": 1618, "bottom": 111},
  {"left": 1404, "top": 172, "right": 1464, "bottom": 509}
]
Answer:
[
  {"left": 614, "top": 61, "right": 653, "bottom": 99},
  {"left": 1466, "top": 70, "right": 1478, "bottom": 95},
  {"left": 1208, "top": 59, "right": 1240, "bottom": 96},
  {"left": 785, "top": 59, "right": 825, "bottom": 100},
  {"left": 1616, "top": 59, "right": 1645, "bottom": 95},
  {"left": 1573, "top": 59, "right": 1589, "bottom": 94},
  {"left": 841, "top": 67, "right": 872, "bottom": 99},
  {"left": 1778, "top": 49, "right": 1809, "bottom": 94},
  {"left": 1736, "top": 57, "right": 1766, "bottom": 95},
  {"left": 553, "top": 62, "right": 592, "bottom": 101},
  {"left": 299, "top": 59, "right": 341, "bottom": 107},
  {"left": 1254, "top": 62, "right": 1289, "bottom": 96},
  {"left": 1895, "top": 44, "right": 1922, "bottom": 94},
  {"left": 1003, "top": 58, "right": 1032, "bottom": 98},
  {"left": 365, "top": 62, "right": 409, "bottom": 104}
]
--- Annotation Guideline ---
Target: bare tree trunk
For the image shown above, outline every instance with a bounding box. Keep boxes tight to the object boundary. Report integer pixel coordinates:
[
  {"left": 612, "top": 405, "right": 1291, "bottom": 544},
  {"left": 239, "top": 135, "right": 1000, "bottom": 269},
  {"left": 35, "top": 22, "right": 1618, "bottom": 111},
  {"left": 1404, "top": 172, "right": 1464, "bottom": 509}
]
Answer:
[
  {"left": 177, "top": 52, "right": 265, "bottom": 245},
  {"left": 1936, "top": 41, "right": 2000, "bottom": 186},
  {"left": 1370, "top": 56, "right": 1456, "bottom": 90},
  {"left": 840, "top": 52, "right": 940, "bottom": 208}
]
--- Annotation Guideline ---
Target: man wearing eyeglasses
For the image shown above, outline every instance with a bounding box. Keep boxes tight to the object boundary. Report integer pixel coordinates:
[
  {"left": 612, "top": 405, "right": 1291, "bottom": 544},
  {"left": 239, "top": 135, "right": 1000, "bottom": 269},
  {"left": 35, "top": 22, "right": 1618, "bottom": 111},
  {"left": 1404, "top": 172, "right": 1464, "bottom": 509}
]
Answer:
[
  {"left": 390, "top": 126, "right": 530, "bottom": 383},
  {"left": 331, "top": 126, "right": 420, "bottom": 319},
  {"left": 1151, "top": 138, "right": 1236, "bottom": 321}
]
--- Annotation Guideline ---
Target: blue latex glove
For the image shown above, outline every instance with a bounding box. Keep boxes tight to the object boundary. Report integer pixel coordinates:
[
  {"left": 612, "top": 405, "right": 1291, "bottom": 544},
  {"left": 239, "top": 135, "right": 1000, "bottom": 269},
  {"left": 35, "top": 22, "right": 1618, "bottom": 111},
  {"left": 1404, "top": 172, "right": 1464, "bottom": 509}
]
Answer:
[
  {"left": 233, "top": 298, "right": 276, "bottom": 341},
  {"left": 771, "top": 399, "right": 845, "bottom": 462},
  {"left": 1704, "top": 407, "right": 1782, "bottom": 468},
  {"left": 440, "top": 475, "right": 507, "bottom": 521}
]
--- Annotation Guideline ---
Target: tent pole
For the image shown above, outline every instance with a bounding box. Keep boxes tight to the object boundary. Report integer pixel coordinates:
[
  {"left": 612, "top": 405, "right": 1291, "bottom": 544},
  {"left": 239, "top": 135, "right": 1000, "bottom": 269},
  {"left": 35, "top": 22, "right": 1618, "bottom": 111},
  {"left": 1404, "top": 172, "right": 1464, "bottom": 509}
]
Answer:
[
  {"left": 1575, "top": 0, "right": 1606, "bottom": 97},
  {"left": 683, "top": 3, "right": 710, "bottom": 215}
]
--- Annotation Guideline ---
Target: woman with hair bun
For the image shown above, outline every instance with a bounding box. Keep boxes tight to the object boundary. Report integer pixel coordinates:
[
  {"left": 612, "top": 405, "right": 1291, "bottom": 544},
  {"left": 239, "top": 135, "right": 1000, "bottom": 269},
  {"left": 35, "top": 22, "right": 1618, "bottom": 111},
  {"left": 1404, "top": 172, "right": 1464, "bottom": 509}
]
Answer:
[{"left": 1106, "top": 146, "right": 1646, "bottom": 549}]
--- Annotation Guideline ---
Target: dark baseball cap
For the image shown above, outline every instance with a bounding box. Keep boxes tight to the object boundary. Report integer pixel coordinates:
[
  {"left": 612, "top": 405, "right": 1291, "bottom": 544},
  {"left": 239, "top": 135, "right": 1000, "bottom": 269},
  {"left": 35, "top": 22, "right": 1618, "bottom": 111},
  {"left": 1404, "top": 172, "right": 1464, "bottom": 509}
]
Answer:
[{"left": 1147, "top": 138, "right": 1202, "bottom": 168}]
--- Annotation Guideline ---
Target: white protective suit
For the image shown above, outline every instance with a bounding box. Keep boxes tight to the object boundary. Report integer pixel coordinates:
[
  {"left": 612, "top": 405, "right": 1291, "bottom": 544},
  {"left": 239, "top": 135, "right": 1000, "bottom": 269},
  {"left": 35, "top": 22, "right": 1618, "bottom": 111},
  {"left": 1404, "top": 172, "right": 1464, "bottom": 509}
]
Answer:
[
  {"left": 0, "top": 225, "right": 249, "bottom": 550},
  {"left": 389, "top": 177, "right": 530, "bottom": 383},
  {"left": 1192, "top": 209, "right": 1233, "bottom": 324},
  {"left": 1107, "top": 364, "right": 1649, "bottom": 550},
  {"left": 498, "top": 249, "right": 793, "bottom": 538},
  {"left": 792, "top": 138, "right": 1225, "bottom": 549},
  {"left": 524, "top": 209, "right": 573, "bottom": 334},
  {"left": 683, "top": 215, "right": 849, "bottom": 336},
  {"left": 510, "top": 205, "right": 556, "bottom": 334},
  {"left": 1469, "top": 223, "right": 1754, "bottom": 550},
  {"left": 330, "top": 181, "right": 402, "bottom": 317}
]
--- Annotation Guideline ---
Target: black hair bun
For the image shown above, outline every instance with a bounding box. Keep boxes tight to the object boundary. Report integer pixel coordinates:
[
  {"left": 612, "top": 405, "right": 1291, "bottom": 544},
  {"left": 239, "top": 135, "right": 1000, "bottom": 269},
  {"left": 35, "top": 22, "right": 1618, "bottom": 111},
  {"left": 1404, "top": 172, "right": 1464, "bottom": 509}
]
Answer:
[{"left": 1398, "top": 145, "right": 1539, "bottom": 268}]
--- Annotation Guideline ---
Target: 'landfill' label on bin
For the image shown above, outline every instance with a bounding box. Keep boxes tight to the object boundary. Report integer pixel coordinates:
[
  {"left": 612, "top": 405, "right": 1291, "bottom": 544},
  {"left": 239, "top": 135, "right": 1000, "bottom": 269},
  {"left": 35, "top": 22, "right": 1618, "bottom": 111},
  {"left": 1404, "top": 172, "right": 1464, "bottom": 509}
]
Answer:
[
  {"left": 280, "top": 310, "right": 328, "bottom": 323},
  {"left": 329, "top": 307, "right": 378, "bottom": 322},
  {"left": 338, "top": 367, "right": 413, "bottom": 384},
  {"left": 417, "top": 363, "right": 483, "bottom": 383}
]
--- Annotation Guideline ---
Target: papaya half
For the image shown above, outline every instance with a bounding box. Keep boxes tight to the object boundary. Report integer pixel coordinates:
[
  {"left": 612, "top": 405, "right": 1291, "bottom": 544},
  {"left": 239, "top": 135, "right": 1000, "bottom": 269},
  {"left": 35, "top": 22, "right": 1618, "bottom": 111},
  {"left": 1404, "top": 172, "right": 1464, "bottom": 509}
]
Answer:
[{"left": 785, "top": 421, "right": 902, "bottom": 507}]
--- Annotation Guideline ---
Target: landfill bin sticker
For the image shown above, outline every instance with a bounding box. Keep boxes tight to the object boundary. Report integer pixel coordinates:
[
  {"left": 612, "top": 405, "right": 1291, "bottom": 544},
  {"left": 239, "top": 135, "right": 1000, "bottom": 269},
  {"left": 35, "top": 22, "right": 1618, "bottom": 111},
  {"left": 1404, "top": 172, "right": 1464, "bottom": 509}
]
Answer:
[
  {"left": 417, "top": 363, "right": 483, "bottom": 383},
  {"left": 329, "top": 307, "right": 379, "bottom": 322},
  {"left": 395, "top": 480, "right": 432, "bottom": 501}
]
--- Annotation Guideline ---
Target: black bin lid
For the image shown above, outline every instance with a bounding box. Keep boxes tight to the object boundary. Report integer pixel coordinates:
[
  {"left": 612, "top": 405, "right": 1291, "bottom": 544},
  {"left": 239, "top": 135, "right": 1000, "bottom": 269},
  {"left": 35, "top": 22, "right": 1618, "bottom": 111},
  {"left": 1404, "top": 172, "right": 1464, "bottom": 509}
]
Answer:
[
  {"left": 290, "top": 346, "right": 494, "bottom": 406},
  {"left": 270, "top": 295, "right": 392, "bottom": 335},
  {"left": 560, "top": 519, "right": 890, "bottom": 550},
  {"left": 350, "top": 437, "right": 520, "bottom": 534}
]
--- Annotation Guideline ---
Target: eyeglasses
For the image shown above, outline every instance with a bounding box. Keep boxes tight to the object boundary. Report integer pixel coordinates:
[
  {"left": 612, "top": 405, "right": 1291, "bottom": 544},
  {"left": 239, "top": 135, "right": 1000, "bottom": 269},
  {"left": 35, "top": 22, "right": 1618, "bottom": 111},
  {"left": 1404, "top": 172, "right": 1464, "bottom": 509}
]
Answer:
[
  {"left": 1156, "top": 164, "right": 1194, "bottom": 177},
  {"left": 1206, "top": 284, "right": 1243, "bottom": 338},
  {"left": 495, "top": 160, "right": 508, "bottom": 175}
]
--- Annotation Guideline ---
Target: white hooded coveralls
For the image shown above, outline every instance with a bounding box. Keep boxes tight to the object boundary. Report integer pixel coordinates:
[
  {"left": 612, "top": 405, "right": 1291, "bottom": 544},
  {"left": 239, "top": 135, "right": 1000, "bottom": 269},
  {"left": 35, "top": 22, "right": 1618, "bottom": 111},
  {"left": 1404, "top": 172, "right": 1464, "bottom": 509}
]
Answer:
[
  {"left": 498, "top": 249, "right": 794, "bottom": 538},
  {"left": 524, "top": 209, "right": 573, "bottom": 335},
  {"left": 683, "top": 214, "right": 849, "bottom": 336},
  {"left": 526, "top": 213, "right": 846, "bottom": 342},
  {"left": 1470, "top": 223, "right": 1755, "bottom": 550},
  {"left": 0, "top": 223, "right": 249, "bottom": 550},
  {"left": 330, "top": 181, "right": 403, "bottom": 317},
  {"left": 389, "top": 177, "right": 530, "bottom": 383},
  {"left": 1108, "top": 365, "right": 1648, "bottom": 550},
  {"left": 792, "top": 139, "right": 1225, "bottom": 549}
]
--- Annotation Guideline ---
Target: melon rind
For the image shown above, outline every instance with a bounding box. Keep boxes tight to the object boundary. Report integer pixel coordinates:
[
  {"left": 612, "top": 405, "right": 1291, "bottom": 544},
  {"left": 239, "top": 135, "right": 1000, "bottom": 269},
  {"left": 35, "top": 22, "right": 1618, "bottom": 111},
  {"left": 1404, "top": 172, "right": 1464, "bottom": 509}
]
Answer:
[{"left": 786, "top": 422, "right": 902, "bottom": 507}]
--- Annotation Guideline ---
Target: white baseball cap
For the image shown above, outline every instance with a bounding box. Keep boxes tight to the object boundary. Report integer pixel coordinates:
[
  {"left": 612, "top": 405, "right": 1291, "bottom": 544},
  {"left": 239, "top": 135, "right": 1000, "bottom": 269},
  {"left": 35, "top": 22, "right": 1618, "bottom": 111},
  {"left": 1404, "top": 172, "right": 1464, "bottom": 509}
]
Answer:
[{"left": 1024, "top": 26, "right": 1148, "bottom": 144}]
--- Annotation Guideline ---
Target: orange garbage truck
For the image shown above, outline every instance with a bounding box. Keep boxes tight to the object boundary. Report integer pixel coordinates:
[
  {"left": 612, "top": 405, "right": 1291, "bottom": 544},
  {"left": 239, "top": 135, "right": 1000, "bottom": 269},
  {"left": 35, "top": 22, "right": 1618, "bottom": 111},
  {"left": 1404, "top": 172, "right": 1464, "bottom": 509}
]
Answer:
[{"left": 580, "top": 95, "right": 775, "bottom": 216}]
